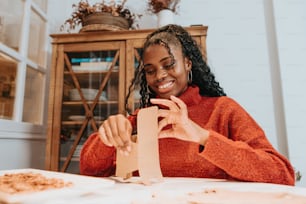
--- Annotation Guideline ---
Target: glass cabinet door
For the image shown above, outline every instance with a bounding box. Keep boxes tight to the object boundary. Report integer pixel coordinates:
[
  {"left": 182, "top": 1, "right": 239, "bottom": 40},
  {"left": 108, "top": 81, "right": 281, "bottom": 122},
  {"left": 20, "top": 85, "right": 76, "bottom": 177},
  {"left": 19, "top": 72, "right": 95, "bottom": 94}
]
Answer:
[{"left": 58, "top": 41, "right": 125, "bottom": 173}]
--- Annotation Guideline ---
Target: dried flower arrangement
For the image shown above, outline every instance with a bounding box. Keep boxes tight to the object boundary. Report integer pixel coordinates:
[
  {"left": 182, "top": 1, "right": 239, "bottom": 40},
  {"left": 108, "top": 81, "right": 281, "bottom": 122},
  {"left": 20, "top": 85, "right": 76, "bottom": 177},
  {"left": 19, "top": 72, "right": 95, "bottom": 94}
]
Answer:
[
  {"left": 60, "top": 0, "right": 142, "bottom": 32},
  {"left": 147, "top": 0, "right": 180, "bottom": 14}
]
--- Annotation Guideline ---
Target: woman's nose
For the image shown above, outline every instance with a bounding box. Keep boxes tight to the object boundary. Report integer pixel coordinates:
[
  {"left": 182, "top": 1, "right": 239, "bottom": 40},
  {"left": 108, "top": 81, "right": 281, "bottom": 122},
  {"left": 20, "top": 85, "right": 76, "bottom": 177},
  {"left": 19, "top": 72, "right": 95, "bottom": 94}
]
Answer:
[{"left": 156, "top": 67, "right": 167, "bottom": 80}]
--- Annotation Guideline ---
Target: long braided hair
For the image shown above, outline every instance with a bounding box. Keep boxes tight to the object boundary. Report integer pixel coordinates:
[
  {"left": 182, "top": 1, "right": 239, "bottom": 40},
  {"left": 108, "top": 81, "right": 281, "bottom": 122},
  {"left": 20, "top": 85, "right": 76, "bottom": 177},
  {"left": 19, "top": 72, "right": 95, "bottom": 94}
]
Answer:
[{"left": 125, "top": 24, "right": 226, "bottom": 114}]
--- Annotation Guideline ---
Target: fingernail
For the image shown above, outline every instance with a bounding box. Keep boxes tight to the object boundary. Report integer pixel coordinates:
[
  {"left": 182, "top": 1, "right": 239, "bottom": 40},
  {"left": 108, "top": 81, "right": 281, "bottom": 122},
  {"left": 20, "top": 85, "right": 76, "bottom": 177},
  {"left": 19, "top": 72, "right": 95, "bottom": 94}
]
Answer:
[
  {"left": 124, "top": 151, "right": 130, "bottom": 156},
  {"left": 119, "top": 149, "right": 124, "bottom": 155}
]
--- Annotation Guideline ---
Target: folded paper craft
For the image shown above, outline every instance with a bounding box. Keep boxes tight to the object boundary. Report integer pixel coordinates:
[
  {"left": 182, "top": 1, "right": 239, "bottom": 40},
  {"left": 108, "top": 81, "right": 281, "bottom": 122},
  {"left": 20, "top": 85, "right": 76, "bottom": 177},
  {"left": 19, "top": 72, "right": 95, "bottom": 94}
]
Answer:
[{"left": 115, "top": 106, "right": 163, "bottom": 185}]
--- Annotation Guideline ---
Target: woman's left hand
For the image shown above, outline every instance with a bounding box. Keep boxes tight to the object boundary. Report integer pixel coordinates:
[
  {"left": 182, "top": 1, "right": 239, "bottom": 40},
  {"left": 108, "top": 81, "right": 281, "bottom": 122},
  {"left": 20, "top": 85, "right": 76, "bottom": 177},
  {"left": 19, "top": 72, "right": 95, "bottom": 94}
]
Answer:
[{"left": 150, "top": 95, "right": 209, "bottom": 145}]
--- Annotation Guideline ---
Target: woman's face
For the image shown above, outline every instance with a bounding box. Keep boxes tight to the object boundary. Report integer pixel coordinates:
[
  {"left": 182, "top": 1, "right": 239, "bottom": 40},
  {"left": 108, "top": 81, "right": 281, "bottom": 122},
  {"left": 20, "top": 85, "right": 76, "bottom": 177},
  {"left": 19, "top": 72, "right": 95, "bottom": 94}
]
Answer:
[{"left": 143, "top": 44, "right": 191, "bottom": 99}]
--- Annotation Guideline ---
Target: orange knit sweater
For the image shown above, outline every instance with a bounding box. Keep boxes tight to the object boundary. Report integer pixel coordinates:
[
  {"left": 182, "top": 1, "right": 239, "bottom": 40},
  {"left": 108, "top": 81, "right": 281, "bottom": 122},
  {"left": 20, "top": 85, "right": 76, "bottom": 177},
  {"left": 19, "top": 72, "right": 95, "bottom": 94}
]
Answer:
[{"left": 79, "top": 86, "right": 295, "bottom": 185}]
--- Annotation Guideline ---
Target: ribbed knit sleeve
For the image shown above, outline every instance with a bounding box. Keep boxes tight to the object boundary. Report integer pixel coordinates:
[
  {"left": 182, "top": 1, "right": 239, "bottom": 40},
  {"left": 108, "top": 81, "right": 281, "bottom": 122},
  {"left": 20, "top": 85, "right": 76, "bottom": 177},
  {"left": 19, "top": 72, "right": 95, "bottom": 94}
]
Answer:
[
  {"left": 200, "top": 97, "right": 295, "bottom": 185},
  {"left": 79, "top": 132, "right": 116, "bottom": 176},
  {"left": 203, "top": 131, "right": 295, "bottom": 185}
]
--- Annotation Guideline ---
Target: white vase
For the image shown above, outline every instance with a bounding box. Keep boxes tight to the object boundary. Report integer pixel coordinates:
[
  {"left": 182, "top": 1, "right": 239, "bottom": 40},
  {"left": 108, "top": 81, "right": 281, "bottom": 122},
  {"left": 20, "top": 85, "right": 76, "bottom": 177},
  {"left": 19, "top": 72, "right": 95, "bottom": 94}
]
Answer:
[{"left": 157, "top": 9, "right": 174, "bottom": 27}]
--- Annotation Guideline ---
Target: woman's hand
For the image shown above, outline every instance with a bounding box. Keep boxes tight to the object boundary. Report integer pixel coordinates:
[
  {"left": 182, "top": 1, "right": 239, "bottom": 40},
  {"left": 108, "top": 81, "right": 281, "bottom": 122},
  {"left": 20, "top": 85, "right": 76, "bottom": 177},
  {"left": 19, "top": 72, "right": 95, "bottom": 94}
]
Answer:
[
  {"left": 150, "top": 95, "right": 209, "bottom": 145},
  {"left": 98, "top": 114, "right": 132, "bottom": 155}
]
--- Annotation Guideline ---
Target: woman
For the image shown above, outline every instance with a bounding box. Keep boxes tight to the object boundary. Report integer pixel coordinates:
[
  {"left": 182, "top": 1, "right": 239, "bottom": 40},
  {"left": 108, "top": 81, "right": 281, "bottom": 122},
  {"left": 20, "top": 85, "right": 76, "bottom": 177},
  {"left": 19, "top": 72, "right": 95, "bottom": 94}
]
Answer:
[{"left": 80, "top": 24, "right": 295, "bottom": 185}]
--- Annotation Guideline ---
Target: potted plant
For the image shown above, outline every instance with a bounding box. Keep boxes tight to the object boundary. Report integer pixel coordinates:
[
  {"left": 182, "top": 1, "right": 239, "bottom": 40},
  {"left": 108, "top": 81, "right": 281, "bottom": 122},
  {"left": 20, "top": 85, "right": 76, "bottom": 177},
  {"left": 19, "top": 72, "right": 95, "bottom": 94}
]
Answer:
[
  {"left": 60, "top": 0, "right": 142, "bottom": 32},
  {"left": 146, "top": 0, "right": 180, "bottom": 27},
  {"left": 147, "top": 0, "right": 180, "bottom": 14}
]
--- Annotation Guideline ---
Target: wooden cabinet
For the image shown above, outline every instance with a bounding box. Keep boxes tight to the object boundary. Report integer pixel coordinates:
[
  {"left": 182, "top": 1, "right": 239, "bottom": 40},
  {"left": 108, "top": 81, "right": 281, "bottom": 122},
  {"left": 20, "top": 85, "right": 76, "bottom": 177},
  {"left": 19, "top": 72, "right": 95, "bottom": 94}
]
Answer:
[{"left": 45, "top": 26, "right": 208, "bottom": 173}]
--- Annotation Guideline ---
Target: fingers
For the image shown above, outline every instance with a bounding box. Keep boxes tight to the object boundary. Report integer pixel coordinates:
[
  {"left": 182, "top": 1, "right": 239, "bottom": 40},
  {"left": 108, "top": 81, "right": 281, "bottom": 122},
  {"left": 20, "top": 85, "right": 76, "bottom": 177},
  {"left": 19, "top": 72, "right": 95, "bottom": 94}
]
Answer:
[
  {"left": 170, "top": 95, "right": 187, "bottom": 112},
  {"left": 120, "top": 118, "right": 133, "bottom": 153},
  {"left": 150, "top": 95, "right": 187, "bottom": 112},
  {"left": 98, "top": 125, "right": 112, "bottom": 146},
  {"left": 106, "top": 116, "right": 126, "bottom": 147},
  {"left": 157, "top": 116, "right": 174, "bottom": 132},
  {"left": 151, "top": 95, "right": 188, "bottom": 126},
  {"left": 98, "top": 114, "right": 132, "bottom": 155},
  {"left": 154, "top": 109, "right": 175, "bottom": 131},
  {"left": 150, "top": 98, "right": 179, "bottom": 111}
]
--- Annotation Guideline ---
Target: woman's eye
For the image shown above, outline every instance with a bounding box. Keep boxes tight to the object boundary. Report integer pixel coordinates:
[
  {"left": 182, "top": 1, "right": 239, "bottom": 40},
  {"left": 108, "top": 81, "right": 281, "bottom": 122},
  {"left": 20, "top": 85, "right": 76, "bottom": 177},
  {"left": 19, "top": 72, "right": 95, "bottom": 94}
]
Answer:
[
  {"left": 163, "top": 63, "right": 174, "bottom": 70},
  {"left": 163, "top": 60, "right": 176, "bottom": 70},
  {"left": 144, "top": 68, "right": 155, "bottom": 75},
  {"left": 143, "top": 59, "right": 176, "bottom": 75}
]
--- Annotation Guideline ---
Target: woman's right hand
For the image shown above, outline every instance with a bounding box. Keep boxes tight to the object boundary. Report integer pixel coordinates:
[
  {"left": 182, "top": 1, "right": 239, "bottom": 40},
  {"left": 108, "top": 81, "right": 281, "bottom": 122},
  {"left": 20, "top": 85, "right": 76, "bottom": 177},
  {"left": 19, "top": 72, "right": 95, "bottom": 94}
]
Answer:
[{"left": 98, "top": 114, "right": 133, "bottom": 155}]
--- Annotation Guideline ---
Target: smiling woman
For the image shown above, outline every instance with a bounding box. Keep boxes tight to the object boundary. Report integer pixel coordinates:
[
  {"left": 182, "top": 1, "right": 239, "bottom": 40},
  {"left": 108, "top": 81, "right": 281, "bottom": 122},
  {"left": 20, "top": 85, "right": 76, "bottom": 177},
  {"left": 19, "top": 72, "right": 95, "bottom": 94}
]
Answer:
[{"left": 79, "top": 24, "right": 295, "bottom": 186}]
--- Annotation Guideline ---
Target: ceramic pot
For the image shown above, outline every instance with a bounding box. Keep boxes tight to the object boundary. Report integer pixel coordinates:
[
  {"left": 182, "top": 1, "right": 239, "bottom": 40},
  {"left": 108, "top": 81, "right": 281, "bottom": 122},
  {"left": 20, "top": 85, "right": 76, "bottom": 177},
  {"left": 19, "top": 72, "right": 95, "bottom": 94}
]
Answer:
[{"left": 157, "top": 9, "right": 174, "bottom": 27}]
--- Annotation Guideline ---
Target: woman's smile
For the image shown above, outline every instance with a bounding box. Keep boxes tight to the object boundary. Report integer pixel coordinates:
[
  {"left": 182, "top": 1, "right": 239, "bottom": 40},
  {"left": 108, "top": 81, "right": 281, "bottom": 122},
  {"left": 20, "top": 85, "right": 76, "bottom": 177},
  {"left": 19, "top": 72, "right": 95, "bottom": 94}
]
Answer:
[{"left": 157, "top": 81, "right": 174, "bottom": 91}]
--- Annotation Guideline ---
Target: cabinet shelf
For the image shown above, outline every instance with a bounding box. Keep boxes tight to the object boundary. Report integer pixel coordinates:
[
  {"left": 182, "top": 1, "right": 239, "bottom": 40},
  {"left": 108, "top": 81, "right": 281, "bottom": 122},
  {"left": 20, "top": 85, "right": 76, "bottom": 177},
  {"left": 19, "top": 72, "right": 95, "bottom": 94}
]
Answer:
[
  {"left": 60, "top": 157, "right": 79, "bottom": 162},
  {"left": 61, "top": 121, "right": 103, "bottom": 125},
  {"left": 64, "top": 69, "right": 119, "bottom": 73},
  {"left": 63, "top": 71, "right": 119, "bottom": 87},
  {"left": 62, "top": 100, "right": 118, "bottom": 105},
  {"left": 64, "top": 70, "right": 119, "bottom": 76}
]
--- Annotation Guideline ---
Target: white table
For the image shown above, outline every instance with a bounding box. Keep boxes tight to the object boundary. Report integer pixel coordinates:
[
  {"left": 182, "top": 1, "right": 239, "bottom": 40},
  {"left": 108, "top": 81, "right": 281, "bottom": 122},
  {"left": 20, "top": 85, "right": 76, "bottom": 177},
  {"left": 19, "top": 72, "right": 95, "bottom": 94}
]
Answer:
[
  {"left": 1, "top": 169, "right": 306, "bottom": 204},
  {"left": 45, "top": 177, "right": 306, "bottom": 204}
]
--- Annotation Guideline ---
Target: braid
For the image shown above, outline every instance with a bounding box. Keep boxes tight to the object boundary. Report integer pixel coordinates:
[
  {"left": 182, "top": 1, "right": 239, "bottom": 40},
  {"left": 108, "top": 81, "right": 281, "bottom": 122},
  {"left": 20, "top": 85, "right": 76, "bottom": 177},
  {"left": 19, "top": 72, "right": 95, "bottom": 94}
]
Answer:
[{"left": 125, "top": 24, "right": 226, "bottom": 114}]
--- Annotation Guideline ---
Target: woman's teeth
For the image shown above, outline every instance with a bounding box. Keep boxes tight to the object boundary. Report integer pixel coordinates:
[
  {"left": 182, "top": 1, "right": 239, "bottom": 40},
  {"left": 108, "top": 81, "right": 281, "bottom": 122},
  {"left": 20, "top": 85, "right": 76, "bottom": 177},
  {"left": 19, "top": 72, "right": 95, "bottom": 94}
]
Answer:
[{"left": 158, "top": 81, "right": 173, "bottom": 89}]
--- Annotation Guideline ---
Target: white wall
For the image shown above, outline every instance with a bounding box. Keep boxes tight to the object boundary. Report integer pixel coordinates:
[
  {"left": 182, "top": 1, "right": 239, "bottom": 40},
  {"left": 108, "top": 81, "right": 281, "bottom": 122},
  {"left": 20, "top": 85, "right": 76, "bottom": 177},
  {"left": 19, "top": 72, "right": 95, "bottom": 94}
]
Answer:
[
  {"left": 47, "top": 0, "right": 306, "bottom": 186},
  {"left": 0, "top": 120, "right": 46, "bottom": 171},
  {"left": 273, "top": 0, "right": 306, "bottom": 187},
  {"left": 0, "top": 138, "right": 45, "bottom": 169}
]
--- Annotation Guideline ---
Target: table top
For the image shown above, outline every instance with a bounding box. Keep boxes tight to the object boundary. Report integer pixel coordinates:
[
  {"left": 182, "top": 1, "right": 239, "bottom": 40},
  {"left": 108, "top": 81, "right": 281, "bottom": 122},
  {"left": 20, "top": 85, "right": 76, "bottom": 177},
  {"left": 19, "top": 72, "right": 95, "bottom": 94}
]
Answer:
[
  {"left": 84, "top": 177, "right": 306, "bottom": 204},
  {"left": 1, "top": 169, "right": 306, "bottom": 204}
]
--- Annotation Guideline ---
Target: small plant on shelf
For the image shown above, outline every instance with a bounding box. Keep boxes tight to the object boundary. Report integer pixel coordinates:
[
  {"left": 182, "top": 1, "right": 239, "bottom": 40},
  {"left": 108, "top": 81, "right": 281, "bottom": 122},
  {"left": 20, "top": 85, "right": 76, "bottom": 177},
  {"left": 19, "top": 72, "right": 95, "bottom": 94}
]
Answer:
[
  {"left": 146, "top": 0, "right": 180, "bottom": 14},
  {"left": 60, "top": 0, "right": 142, "bottom": 32}
]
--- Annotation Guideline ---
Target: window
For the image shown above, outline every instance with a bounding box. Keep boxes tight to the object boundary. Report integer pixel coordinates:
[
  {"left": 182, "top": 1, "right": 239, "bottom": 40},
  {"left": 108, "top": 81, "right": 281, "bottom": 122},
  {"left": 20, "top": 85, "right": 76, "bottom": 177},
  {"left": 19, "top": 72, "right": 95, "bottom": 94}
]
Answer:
[{"left": 0, "top": 0, "right": 48, "bottom": 131}]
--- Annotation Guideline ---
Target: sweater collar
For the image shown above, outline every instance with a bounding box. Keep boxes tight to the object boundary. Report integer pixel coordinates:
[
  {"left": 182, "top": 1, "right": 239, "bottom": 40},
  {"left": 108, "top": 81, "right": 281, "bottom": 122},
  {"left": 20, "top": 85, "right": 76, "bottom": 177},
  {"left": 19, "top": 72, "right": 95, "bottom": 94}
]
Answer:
[
  {"left": 156, "top": 85, "right": 201, "bottom": 106},
  {"left": 178, "top": 85, "right": 202, "bottom": 106}
]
